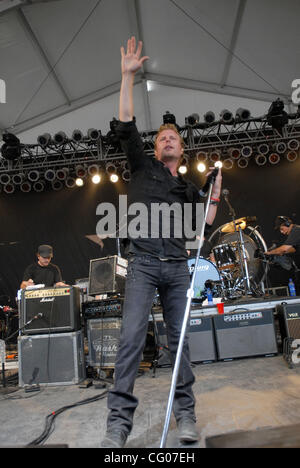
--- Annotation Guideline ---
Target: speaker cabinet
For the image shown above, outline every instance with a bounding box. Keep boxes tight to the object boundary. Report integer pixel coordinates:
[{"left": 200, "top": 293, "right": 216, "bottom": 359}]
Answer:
[
  {"left": 87, "top": 317, "right": 122, "bottom": 367},
  {"left": 18, "top": 330, "right": 85, "bottom": 387},
  {"left": 20, "top": 287, "right": 81, "bottom": 335},
  {"left": 276, "top": 303, "right": 300, "bottom": 340},
  {"left": 89, "top": 256, "right": 127, "bottom": 295},
  {"left": 213, "top": 309, "right": 278, "bottom": 360}
]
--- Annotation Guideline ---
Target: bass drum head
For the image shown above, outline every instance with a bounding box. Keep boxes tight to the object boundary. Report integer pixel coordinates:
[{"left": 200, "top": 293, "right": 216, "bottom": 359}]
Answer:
[
  {"left": 187, "top": 257, "right": 220, "bottom": 299},
  {"left": 218, "top": 232, "right": 264, "bottom": 283}
]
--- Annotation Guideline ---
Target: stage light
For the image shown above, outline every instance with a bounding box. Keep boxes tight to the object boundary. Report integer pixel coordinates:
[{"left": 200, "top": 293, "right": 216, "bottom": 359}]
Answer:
[
  {"left": 255, "top": 154, "right": 267, "bottom": 166},
  {"left": 258, "top": 143, "right": 269, "bottom": 155},
  {"left": 105, "top": 162, "right": 117, "bottom": 174},
  {"left": 185, "top": 113, "right": 199, "bottom": 126},
  {"left": 33, "top": 181, "right": 45, "bottom": 192},
  {"left": 3, "top": 183, "right": 15, "bottom": 194},
  {"left": 88, "top": 165, "right": 100, "bottom": 176},
  {"left": 237, "top": 157, "right": 249, "bottom": 169},
  {"left": 37, "top": 133, "right": 52, "bottom": 146},
  {"left": 72, "top": 129, "right": 84, "bottom": 143},
  {"left": 163, "top": 111, "right": 176, "bottom": 125},
  {"left": 92, "top": 174, "right": 101, "bottom": 184},
  {"left": 268, "top": 153, "right": 280, "bottom": 165},
  {"left": 0, "top": 173, "right": 11, "bottom": 185},
  {"left": 241, "top": 146, "right": 253, "bottom": 158},
  {"left": 56, "top": 168, "right": 69, "bottom": 180},
  {"left": 287, "top": 139, "right": 300, "bottom": 151},
  {"left": 228, "top": 148, "right": 241, "bottom": 159},
  {"left": 196, "top": 151, "right": 208, "bottom": 161},
  {"left": 87, "top": 128, "right": 101, "bottom": 141},
  {"left": 27, "top": 170, "right": 40, "bottom": 182},
  {"left": 20, "top": 181, "right": 31, "bottom": 193},
  {"left": 267, "top": 98, "right": 289, "bottom": 130},
  {"left": 121, "top": 169, "right": 131, "bottom": 182},
  {"left": 235, "top": 108, "right": 251, "bottom": 121},
  {"left": 12, "top": 173, "right": 24, "bottom": 185},
  {"left": 223, "top": 158, "right": 234, "bottom": 170},
  {"left": 204, "top": 111, "right": 215, "bottom": 124},
  {"left": 52, "top": 180, "right": 63, "bottom": 191},
  {"left": 274, "top": 142, "right": 287, "bottom": 154},
  {"left": 53, "top": 131, "right": 67, "bottom": 145},
  {"left": 44, "top": 169, "right": 56, "bottom": 181},
  {"left": 75, "top": 165, "right": 87, "bottom": 178},
  {"left": 197, "top": 162, "right": 206, "bottom": 173},
  {"left": 75, "top": 178, "right": 84, "bottom": 187},
  {"left": 209, "top": 150, "right": 221, "bottom": 162},
  {"left": 65, "top": 177, "right": 77, "bottom": 188},
  {"left": 214, "top": 161, "right": 223, "bottom": 169},
  {"left": 220, "top": 109, "right": 233, "bottom": 124},
  {"left": 110, "top": 174, "right": 119, "bottom": 183},
  {"left": 1, "top": 133, "right": 21, "bottom": 160},
  {"left": 178, "top": 165, "right": 187, "bottom": 174},
  {"left": 286, "top": 150, "right": 298, "bottom": 162}
]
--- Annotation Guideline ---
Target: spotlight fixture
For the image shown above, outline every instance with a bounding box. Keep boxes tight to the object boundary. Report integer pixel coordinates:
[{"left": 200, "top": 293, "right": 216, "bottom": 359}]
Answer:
[
  {"left": 87, "top": 128, "right": 101, "bottom": 141},
  {"left": 235, "top": 108, "right": 251, "bottom": 121},
  {"left": 75, "top": 165, "right": 87, "bottom": 178},
  {"left": 53, "top": 131, "right": 67, "bottom": 145},
  {"left": 44, "top": 169, "right": 56, "bottom": 181},
  {"left": 268, "top": 153, "right": 280, "bottom": 165},
  {"left": 209, "top": 150, "right": 221, "bottom": 162},
  {"left": 72, "top": 129, "right": 84, "bottom": 143},
  {"left": 92, "top": 174, "right": 101, "bottom": 184},
  {"left": 287, "top": 139, "right": 300, "bottom": 151},
  {"left": 121, "top": 169, "right": 131, "bottom": 182},
  {"left": 204, "top": 111, "right": 215, "bottom": 124},
  {"left": 197, "top": 162, "right": 206, "bottom": 173},
  {"left": 12, "top": 173, "right": 24, "bottom": 185},
  {"left": 27, "top": 170, "right": 40, "bottom": 182},
  {"left": 52, "top": 180, "right": 63, "bottom": 191},
  {"left": 228, "top": 148, "right": 241, "bottom": 159},
  {"left": 20, "top": 181, "right": 31, "bottom": 193},
  {"left": 223, "top": 158, "right": 234, "bottom": 170},
  {"left": 274, "top": 142, "right": 287, "bottom": 154},
  {"left": 56, "top": 168, "right": 69, "bottom": 180},
  {"left": 257, "top": 143, "right": 269, "bottom": 155},
  {"left": 237, "top": 157, "right": 249, "bottom": 169},
  {"left": 3, "top": 183, "right": 15, "bottom": 194},
  {"left": 105, "top": 162, "right": 117, "bottom": 174},
  {"left": 88, "top": 165, "right": 100, "bottom": 176},
  {"left": 286, "top": 150, "right": 298, "bottom": 162},
  {"left": 1, "top": 133, "right": 21, "bottom": 160},
  {"left": 163, "top": 111, "right": 176, "bottom": 125},
  {"left": 214, "top": 161, "right": 223, "bottom": 169},
  {"left": 75, "top": 178, "right": 84, "bottom": 187},
  {"left": 65, "top": 177, "right": 77, "bottom": 188},
  {"left": 185, "top": 113, "right": 199, "bottom": 126},
  {"left": 267, "top": 98, "right": 288, "bottom": 130},
  {"left": 196, "top": 151, "right": 208, "bottom": 161},
  {"left": 33, "top": 181, "right": 45, "bottom": 192},
  {"left": 178, "top": 165, "right": 187, "bottom": 174},
  {"left": 0, "top": 173, "right": 11, "bottom": 185},
  {"left": 37, "top": 133, "right": 52, "bottom": 146},
  {"left": 220, "top": 109, "right": 233, "bottom": 124},
  {"left": 241, "top": 146, "right": 253, "bottom": 158},
  {"left": 110, "top": 174, "right": 119, "bottom": 183},
  {"left": 255, "top": 154, "right": 267, "bottom": 166}
]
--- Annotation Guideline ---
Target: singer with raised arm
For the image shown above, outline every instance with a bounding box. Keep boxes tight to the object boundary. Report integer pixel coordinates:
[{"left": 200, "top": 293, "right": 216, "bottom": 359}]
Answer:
[{"left": 101, "top": 37, "right": 222, "bottom": 449}]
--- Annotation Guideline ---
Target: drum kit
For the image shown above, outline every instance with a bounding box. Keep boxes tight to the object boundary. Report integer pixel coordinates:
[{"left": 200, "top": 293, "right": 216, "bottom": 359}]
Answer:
[{"left": 188, "top": 215, "right": 268, "bottom": 302}]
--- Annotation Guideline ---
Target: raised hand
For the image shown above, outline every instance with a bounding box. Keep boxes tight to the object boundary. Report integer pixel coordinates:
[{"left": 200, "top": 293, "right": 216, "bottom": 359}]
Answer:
[{"left": 120, "top": 36, "right": 149, "bottom": 75}]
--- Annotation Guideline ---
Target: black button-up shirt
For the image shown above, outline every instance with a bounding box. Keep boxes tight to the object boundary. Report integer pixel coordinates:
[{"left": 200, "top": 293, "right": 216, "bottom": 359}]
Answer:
[{"left": 116, "top": 121, "right": 207, "bottom": 260}]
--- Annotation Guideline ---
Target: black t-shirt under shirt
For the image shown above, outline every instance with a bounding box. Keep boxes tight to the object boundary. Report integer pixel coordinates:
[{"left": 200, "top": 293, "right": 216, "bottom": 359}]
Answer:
[{"left": 23, "top": 262, "right": 62, "bottom": 287}]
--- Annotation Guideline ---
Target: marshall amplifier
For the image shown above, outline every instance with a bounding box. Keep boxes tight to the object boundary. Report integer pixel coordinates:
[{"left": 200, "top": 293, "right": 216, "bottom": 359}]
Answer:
[
  {"left": 89, "top": 256, "right": 127, "bottom": 295},
  {"left": 213, "top": 309, "right": 278, "bottom": 360},
  {"left": 20, "top": 287, "right": 81, "bottom": 335},
  {"left": 276, "top": 303, "right": 300, "bottom": 340}
]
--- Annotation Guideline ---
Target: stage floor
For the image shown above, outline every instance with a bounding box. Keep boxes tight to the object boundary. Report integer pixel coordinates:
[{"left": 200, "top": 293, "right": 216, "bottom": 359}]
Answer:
[{"left": 1, "top": 354, "right": 300, "bottom": 448}]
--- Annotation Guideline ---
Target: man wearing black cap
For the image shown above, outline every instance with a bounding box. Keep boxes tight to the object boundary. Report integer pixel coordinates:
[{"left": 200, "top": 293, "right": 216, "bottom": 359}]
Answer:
[{"left": 20, "top": 245, "right": 66, "bottom": 289}]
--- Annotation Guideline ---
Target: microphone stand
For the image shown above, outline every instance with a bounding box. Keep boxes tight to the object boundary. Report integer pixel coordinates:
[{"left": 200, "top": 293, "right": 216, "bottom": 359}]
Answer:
[{"left": 160, "top": 176, "right": 215, "bottom": 448}]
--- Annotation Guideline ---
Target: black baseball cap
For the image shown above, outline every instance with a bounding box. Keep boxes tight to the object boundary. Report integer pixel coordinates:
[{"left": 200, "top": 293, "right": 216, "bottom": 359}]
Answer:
[{"left": 37, "top": 244, "right": 53, "bottom": 258}]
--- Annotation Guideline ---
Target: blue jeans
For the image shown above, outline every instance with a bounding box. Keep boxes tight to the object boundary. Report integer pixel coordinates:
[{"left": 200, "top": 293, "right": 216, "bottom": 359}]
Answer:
[{"left": 106, "top": 255, "right": 196, "bottom": 435}]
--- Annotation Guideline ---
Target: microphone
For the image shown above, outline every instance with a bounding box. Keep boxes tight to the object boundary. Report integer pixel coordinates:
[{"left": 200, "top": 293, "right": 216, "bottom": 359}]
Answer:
[{"left": 199, "top": 168, "right": 219, "bottom": 197}]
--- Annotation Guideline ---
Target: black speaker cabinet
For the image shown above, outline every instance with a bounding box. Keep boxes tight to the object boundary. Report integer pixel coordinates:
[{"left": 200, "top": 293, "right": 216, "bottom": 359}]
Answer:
[
  {"left": 276, "top": 303, "right": 300, "bottom": 340},
  {"left": 87, "top": 317, "right": 122, "bottom": 367},
  {"left": 155, "top": 315, "right": 217, "bottom": 364},
  {"left": 20, "top": 287, "right": 81, "bottom": 335},
  {"left": 213, "top": 309, "right": 278, "bottom": 360},
  {"left": 89, "top": 256, "right": 127, "bottom": 295},
  {"left": 18, "top": 330, "right": 85, "bottom": 387}
]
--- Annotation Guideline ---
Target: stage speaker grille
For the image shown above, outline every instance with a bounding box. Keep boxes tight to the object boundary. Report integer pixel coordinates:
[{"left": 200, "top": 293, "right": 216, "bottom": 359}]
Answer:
[
  {"left": 89, "top": 256, "right": 127, "bottom": 295},
  {"left": 276, "top": 303, "right": 300, "bottom": 340}
]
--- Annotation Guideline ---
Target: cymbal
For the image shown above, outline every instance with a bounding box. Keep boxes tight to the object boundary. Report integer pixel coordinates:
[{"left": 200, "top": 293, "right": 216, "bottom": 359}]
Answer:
[{"left": 221, "top": 217, "right": 247, "bottom": 233}]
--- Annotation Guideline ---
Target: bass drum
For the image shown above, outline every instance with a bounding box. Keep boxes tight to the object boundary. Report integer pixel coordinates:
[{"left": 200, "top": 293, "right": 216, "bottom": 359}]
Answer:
[{"left": 187, "top": 257, "right": 221, "bottom": 299}]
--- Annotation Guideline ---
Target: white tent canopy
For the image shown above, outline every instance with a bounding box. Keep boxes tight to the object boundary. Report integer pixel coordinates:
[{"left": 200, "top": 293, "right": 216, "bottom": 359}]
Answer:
[{"left": 0, "top": 0, "right": 299, "bottom": 144}]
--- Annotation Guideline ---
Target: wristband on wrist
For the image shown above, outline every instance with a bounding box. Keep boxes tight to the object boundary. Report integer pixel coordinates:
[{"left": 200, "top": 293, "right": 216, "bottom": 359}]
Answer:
[{"left": 211, "top": 197, "right": 220, "bottom": 202}]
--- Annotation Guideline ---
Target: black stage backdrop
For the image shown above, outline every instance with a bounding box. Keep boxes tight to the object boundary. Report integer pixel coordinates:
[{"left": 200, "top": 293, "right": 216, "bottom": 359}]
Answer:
[{"left": 1, "top": 157, "right": 299, "bottom": 305}]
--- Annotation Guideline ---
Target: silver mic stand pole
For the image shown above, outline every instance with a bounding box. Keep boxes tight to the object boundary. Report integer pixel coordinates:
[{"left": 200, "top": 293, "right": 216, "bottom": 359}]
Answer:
[{"left": 160, "top": 181, "right": 215, "bottom": 448}]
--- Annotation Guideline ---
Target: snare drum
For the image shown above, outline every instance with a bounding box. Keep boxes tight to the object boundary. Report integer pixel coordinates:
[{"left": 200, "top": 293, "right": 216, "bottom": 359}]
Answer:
[
  {"left": 187, "top": 257, "right": 221, "bottom": 299},
  {"left": 212, "top": 243, "right": 237, "bottom": 271}
]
